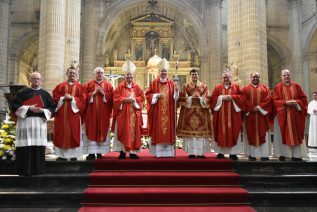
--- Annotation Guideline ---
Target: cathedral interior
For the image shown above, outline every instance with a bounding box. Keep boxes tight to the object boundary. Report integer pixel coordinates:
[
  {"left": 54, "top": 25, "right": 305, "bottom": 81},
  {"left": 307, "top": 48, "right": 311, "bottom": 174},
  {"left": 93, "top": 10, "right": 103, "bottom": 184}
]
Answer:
[{"left": 1, "top": 0, "right": 317, "bottom": 112}]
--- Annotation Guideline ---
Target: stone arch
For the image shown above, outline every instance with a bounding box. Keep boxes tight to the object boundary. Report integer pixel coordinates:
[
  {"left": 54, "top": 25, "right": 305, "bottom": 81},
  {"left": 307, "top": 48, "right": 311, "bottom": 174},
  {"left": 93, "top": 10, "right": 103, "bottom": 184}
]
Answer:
[
  {"left": 10, "top": 30, "right": 39, "bottom": 85},
  {"left": 95, "top": 0, "right": 207, "bottom": 66},
  {"left": 267, "top": 37, "right": 291, "bottom": 89}
]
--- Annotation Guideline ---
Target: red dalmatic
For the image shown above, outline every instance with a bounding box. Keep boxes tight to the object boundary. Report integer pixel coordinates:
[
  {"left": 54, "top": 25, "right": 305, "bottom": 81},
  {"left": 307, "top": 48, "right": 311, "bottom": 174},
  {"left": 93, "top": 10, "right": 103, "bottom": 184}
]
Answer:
[
  {"left": 53, "top": 81, "right": 85, "bottom": 148},
  {"left": 83, "top": 80, "right": 113, "bottom": 142},
  {"left": 210, "top": 83, "right": 245, "bottom": 147},
  {"left": 272, "top": 81, "right": 307, "bottom": 145},
  {"left": 242, "top": 83, "right": 272, "bottom": 146}
]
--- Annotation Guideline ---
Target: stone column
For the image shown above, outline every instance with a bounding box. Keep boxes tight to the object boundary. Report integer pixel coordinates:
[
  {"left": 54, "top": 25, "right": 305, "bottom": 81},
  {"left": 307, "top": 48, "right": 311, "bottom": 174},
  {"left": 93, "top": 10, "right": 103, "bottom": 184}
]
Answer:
[
  {"left": 0, "top": 0, "right": 10, "bottom": 84},
  {"left": 38, "top": 0, "right": 66, "bottom": 91},
  {"left": 64, "top": 0, "right": 81, "bottom": 72},
  {"left": 207, "top": 0, "right": 223, "bottom": 87},
  {"left": 288, "top": 0, "right": 303, "bottom": 85},
  {"left": 0, "top": 0, "right": 11, "bottom": 115},
  {"left": 81, "top": 0, "right": 97, "bottom": 83},
  {"left": 228, "top": 0, "right": 268, "bottom": 85}
]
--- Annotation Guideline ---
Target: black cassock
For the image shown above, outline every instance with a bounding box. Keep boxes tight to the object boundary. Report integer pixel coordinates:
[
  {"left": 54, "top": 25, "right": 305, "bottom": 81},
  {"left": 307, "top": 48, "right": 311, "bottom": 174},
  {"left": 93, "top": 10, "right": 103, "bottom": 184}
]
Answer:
[{"left": 12, "top": 87, "right": 55, "bottom": 176}]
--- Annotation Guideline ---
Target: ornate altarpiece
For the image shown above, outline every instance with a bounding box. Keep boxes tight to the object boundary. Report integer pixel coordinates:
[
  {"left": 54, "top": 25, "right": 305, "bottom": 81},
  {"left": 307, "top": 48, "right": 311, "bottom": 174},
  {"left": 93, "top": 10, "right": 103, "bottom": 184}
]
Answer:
[{"left": 105, "top": 14, "right": 198, "bottom": 90}]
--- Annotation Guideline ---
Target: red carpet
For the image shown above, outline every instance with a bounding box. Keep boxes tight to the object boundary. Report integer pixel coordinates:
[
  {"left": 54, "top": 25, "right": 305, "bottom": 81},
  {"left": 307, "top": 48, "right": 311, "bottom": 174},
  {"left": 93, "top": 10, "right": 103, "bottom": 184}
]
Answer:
[{"left": 79, "top": 150, "right": 255, "bottom": 212}]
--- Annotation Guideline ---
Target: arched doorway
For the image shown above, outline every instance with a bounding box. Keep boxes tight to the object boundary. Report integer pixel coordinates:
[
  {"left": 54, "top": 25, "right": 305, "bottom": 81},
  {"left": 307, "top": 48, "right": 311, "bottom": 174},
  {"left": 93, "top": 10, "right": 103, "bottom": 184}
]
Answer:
[{"left": 267, "top": 43, "right": 282, "bottom": 89}]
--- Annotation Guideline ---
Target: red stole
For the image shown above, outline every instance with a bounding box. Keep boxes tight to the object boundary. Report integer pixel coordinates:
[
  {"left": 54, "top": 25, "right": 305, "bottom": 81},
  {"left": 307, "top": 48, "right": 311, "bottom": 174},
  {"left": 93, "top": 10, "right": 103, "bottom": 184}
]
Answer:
[
  {"left": 53, "top": 81, "right": 85, "bottom": 148},
  {"left": 145, "top": 78, "right": 176, "bottom": 145},
  {"left": 83, "top": 80, "right": 113, "bottom": 142},
  {"left": 272, "top": 82, "right": 307, "bottom": 145}
]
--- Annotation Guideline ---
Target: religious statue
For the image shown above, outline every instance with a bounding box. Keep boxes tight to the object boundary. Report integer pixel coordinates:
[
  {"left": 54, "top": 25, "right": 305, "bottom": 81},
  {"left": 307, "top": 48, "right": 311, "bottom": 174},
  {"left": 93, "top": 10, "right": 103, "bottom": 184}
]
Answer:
[
  {"left": 71, "top": 60, "right": 79, "bottom": 70},
  {"left": 125, "top": 49, "right": 132, "bottom": 60},
  {"left": 227, "top": 61, "right": 243, "bottom": 87},
  {"left": 162, "top": 44, "right": 170, "bottom": 60},
  {"left": 104, "top": 53, "right": 110, "bottom": 66},
  {"left": 186, "top": 50, "right": 192, "bottom": 62},
  {"left": 194, "top": 55, "right": 200, "bottom": 67},
  {"left": 112, "top": 48, "right": 118, "bottom": 61},
  {"left": 172, "top": 49, "right": 179, "bottom": 61},
  {"left": 135, "top": 44, "right": 143, "bottom": 60},
  {"left": 146, "top": 33, "right": 159, "bottom": 56}
]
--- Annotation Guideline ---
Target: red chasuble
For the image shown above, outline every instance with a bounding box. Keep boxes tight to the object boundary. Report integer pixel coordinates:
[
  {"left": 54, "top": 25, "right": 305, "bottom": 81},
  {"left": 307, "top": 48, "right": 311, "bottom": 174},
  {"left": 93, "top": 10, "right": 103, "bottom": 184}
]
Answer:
[
  {"left": 112, "top": 81, "right": 144, "bottom": 151},
  {"left": 145, "top": 78, "right": 176, "bottom": 145},
  {"left": 177, "top": 81, "right": 212, "bottom": 137},
  {"left": 53, "top": 81, "right": 85, "bottom": 149},
  {"left": 83, "top": 80, "right": 114, "bottom": 142},
  {"left": 210, "top": 83, "right": 245, "bottom": 147},
  {"left": 242, "top": 83, "right": 272, "bottom": 146},
  {"left": 272, "top": 81, "right": 307, "bottom": 146}
]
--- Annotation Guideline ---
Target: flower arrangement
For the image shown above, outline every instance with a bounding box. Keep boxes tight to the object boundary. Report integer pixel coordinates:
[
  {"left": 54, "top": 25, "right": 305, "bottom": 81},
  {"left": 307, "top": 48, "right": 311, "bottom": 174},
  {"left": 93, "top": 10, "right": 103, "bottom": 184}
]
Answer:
[{"left": 0, "top": 113, "right": 16, "bottom": 162}]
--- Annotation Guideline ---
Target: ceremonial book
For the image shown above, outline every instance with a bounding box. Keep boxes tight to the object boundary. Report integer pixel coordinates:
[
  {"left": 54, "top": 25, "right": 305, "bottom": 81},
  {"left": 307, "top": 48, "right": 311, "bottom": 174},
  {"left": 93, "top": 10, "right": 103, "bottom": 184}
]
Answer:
[{"left": 23, "top": 95, "right": 44, "bottom": 108}]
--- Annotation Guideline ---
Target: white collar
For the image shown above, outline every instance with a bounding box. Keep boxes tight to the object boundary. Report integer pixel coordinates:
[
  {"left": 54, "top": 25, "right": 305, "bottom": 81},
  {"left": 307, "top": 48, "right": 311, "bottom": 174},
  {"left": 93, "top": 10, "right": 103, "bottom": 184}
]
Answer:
[{"left": 160, "top": 78, "right": 167, "bottom": 83}]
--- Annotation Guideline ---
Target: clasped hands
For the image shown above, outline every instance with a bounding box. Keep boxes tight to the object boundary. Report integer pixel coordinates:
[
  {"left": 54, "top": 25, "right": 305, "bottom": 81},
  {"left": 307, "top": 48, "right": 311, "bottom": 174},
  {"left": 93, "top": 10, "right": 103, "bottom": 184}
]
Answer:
[
  {"left": 92, "top": 87, "right": 105, "bottom": 96},
  {"left": 192, "top": 92, "right": 200, "bottom": 98},
  {"left": 64, "top": 94, "right": 73, "bottom": 100},
  {"left": 252, "top": 106, "right": 260, "bottom": 112},
  {"left": 124, "top": 95, "right": 135, "bottom": 103},
  {"left": 222, "top": 95, "right": 232, "bottom": 101},
  {"left": 29, "top": 105, "right": 43, "bottom": 113},
  {"left": 285, "top": 99, "right": 297, "bottom": 107}
]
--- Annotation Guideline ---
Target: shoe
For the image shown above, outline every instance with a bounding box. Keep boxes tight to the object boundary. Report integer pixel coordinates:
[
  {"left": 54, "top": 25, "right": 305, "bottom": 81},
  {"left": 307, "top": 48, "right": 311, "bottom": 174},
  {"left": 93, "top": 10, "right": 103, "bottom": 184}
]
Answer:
[
  {"left": 291, "top": 157, "right": 303, "bottom": 161},
  {"left": 229, "top": 154, "right": 238, "bottom": 161},
  {"left": 248, "top": 156, "right": 256, "bottom": 161},
  {"left": 86, "top": 154, "right": 96, "bottom": 161},
  {"left": 260, "top": 157, "right": 269, "bottom": 161},
  {"left": 197, "top": 155, "right": 206, "bottom": 159},
  {"left": 96, "top": 154, "right": 102, "bottom": 159},
  {"left": 279, "top": 156, "right": 286, "bottom": 161},
  {"left": 70, "top": 157, "right": 77, "bottom": 161},
  {"left": 188, "top": 155, "right": 196, "bottom": 158},
  {"left": 130, "top": 153, "right": 140, "bottom": 159},
  {"left": 118, "top": 151, "right": 126, "bottom": 159},
  {"left": 56, "top": 157, "right": 67, "bottom": 161},
  {"left": 216, "top": 153, "right": 225, "bottom": 159}
]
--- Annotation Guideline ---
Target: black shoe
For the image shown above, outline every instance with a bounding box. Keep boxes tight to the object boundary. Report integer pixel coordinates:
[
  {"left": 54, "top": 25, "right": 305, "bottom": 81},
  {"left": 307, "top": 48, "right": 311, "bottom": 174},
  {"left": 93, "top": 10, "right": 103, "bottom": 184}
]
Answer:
[
  {"left": 197, "top": 155, "right": 206, "bottom": 159},
  {"left": 70, "top": 157, "right": 77, "bottom": 161},
  {"left": 216, "top": 153, "right": 225, "bottom": 159},
  {"left": 86, "top": 154, "right": 96, "bottom": 161},
  {"left": 96, "top": 154, "right": 102, "bottom": 159},
  {"left": 291, "top": 157, "right": 303, "bottom": 161},
  {"left": 229, "top": 154, "right": 238, "bottom": 161},
  {"left": 279, "top": 156, "right": 286, "bottom": 161},
  {"left": 188, "top": 155, "right": 196, "bottom": 158},
  {"left": 260, "top": 157, "right": 269, "bottom": 161},
  {"left": 56, "top": 157, "right": 67, "bottom": 161},
  {"left": 130, "top": 153, "right": 140, "bottom": 159},
  {"left": 118, "top": 151, "right": 126, "bottom": 159},
  {"left": 248, "top": 156, "right": 256, "bottom": 161}
]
